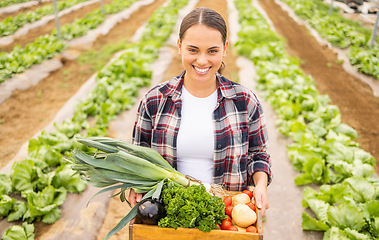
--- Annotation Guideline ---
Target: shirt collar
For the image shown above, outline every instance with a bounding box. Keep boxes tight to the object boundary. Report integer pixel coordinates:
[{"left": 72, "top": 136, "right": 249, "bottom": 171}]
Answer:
[{"left": 159, "top": 71, "right": 238, "bottom": 100}]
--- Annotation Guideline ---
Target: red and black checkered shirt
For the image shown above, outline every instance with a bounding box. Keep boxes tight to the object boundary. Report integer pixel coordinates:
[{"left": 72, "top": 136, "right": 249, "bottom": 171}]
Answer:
[{"left": 132, "top": 71, "right": 272, "bottom": 191}]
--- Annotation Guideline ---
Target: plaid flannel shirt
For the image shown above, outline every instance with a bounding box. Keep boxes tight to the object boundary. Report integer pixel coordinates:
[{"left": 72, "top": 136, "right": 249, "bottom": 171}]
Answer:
[{"left": 132, "top": 71, "right": 272, "bottom": 191}]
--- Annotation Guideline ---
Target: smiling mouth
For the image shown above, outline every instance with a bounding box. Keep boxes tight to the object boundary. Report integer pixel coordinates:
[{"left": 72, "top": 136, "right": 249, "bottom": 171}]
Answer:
[{"left": 193, "top": 66, "right": 211, "bottom": 75}]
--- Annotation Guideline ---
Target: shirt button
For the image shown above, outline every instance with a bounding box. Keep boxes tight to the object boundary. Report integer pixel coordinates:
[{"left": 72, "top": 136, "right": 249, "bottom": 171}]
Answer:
[{"left": 217, "top": 144, "right": 222, "bottom": 148}]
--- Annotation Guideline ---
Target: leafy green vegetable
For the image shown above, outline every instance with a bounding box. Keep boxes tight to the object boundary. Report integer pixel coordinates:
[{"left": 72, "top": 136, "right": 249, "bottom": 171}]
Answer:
[
  {"left": 305, "top": 198, "right": 329, "bottom": 223},
  {"left": 294, "top": 156, "right": 329, "bottom": 185},
  {"left": 158, "top": 182, "right": 226, "bottom": 232},
  {"left": 301, "top": 177, "right": 379, "bottom": 238},
  {"left": 1, "top": 222, "right": 34, "bottom": 240},
  {"left": 24, "top": 185, "right": 67, "bottom": 224},
  {"left": 301, "top": 212, "right": 329, "bottom": 231},
  {"left": 344, "top": 177, "right": 376, "bottom": 203},
  {"left": 0, "top": 194, "right": 15, "bottom": 218},
  {"left": 8, "top": 201, "right": 27, "bottom": 222},
  {"left": 10, "top": 160, "right": 38, "bottom": 194},
  {"left": 324, "top": 226, "right": 371, "bottom": 240},
  {"left": 0, "top": 173, "right": 12, "bottom": 195},
  {"left": 28, "top": 139, "right": 63, "bottom": 168},
  {"left": 51, "top": 164, "right": 87, "bottom": 193},
  {"left": 328, "top": 205, "right": 366, "bottom": 231}
]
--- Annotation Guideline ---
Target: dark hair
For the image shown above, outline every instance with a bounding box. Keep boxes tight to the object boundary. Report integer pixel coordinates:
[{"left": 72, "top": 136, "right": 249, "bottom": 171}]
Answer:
[{"left": 179, "top": 7, "right": 227, "bottom": 73}]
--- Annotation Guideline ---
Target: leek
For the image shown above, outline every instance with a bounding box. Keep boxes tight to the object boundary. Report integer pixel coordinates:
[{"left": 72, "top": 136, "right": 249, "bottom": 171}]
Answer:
[{"left": 69, "top": 136, "right": 200, "bottom": 240}]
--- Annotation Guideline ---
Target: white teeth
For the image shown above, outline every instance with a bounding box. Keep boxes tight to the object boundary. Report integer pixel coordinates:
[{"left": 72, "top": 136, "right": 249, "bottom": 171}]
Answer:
[{"left": 194, "top": 66, "right": 209, "bottom": 73}]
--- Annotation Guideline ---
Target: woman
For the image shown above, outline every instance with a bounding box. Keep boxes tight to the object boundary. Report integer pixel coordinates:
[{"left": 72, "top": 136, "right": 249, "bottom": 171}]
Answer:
[{"left": 129, "top": 7, "right": 272, "bottom": 216}]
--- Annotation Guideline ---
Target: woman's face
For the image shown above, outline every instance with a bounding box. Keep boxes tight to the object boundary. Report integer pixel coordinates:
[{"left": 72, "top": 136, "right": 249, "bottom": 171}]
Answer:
[{"left": 177, "top": 24, "right": 228, "bottom": 85}]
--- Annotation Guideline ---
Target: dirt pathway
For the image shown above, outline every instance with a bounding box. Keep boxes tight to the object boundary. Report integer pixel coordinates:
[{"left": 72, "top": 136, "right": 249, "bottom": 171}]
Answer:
[
  {"left": 259, "top": 0, "right": 379, "bottom": 174},
  {"left": 0, "top": 0, "right": 115, "bottom": 52},
  {"left": 0, "top": 0, "right": 167, "bottom": 169}
]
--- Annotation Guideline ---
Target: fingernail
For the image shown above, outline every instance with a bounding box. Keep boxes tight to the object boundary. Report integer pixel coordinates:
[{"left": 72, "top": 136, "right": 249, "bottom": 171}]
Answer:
[{"left": 257, "top": 203, "right": 262, "bottom": 209}]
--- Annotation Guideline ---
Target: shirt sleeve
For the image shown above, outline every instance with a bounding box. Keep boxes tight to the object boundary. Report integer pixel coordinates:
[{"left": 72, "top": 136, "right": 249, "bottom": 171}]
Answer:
[
  {"left": 246, "top": 94, "right": 273, "bottom": 186},
  {"left": 132, "top": 98, "right": 153, "bottom": 148}
]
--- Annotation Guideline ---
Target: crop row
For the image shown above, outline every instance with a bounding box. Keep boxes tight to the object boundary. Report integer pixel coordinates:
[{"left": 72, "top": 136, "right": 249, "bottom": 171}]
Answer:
[
  {"left": 281, "top": 0, "right": 379, "bottom": 80},
  {"left": 234, "top": 0, "right": 379, "bottom": 239},
  {"left": 0, "top": 0, "right": 189, "bottom": 238},
  {"left": 0, "top": 0, "right": 91, "bottom": 37},
  {"left": 0, "top": 0, "right": 31, "bottom": 8},
  {"left": 0, "top": 0, "right": 142, "bottom": 83}
]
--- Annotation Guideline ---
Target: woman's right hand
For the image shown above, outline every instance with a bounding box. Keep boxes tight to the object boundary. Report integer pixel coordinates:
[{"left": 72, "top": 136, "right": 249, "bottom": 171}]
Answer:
[{"left": 129, "top": 188, "right": 143, "bottom": 207}]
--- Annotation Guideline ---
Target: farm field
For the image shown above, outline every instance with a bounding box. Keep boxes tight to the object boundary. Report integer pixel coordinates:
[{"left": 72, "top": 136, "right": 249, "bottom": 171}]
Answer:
[
  {"left": 259, "top": 0, "right": 379, "bottom": 175},
  {"left": 0, "top": 0, "right": 378, "bottom": 239}
]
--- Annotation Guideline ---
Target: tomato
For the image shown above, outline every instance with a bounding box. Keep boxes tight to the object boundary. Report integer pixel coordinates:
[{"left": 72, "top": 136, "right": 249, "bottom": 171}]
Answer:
[
  {"left": 242, "top": 190, "right": 253, "bottom": 199},
  {"left": 225, "top": 215, "right": 232, "bottom": 222},
  {"left": 221, "top": 219, "right": 233, "bottom": 230},
  {"left": 226, "top": 225, "right": 239, "bottom": 231},
  {"left": 215, "top": 224, "right": 221, "bottom": 230},
  {"left": 246, "top": 202, "right": 256, "bottom": 211},
  {"left": 223, "top": 196, "right": 232, "bottom": 207},
  {"left": 225, "top": 205, "right": 234, "bottom": 217},
  {"left": 246, "top": 225, "right": 258, "bottom": 233}
]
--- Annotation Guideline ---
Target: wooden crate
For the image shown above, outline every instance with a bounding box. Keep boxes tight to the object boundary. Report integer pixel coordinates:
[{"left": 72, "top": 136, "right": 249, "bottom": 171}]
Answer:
[{"left": 129, "top": 190, "right": 263, "bottom": 240}]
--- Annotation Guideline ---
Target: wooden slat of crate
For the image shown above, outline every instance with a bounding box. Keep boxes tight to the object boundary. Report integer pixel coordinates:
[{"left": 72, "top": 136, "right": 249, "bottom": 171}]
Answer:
[{"left": 130, "top": 223, "right": 261, "bottom": 240}]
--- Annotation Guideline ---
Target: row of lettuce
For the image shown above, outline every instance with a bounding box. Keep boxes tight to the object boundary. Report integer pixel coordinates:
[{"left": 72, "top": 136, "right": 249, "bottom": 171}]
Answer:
[
  {"left": 0, "top": 0, "right": 189, "bottom": 238},
  {"left": 0, "top": 0, "right": 31, "bottom": 8},
  {"left": 0, "top": 0, "right": 91, "bottom": 37},
  {"left": 234, "top": 0, "right": 379, "bottom": 239},
  {"left": 0, "top": 0, "right": 141, "bottom": 83},
  {"left": 281, "top": 0, "right": 379, "bottom": 80}
]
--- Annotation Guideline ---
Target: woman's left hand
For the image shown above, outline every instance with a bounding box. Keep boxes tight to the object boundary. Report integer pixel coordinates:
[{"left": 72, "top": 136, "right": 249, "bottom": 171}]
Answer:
[{"left": 252, "top": 172, "right": 269, "bottom": 216}]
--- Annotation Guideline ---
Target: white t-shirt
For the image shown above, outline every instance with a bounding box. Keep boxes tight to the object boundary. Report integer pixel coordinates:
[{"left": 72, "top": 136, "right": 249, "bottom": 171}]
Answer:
[{"left": 176, "top": 86, "right": 217, "bottom": 184}]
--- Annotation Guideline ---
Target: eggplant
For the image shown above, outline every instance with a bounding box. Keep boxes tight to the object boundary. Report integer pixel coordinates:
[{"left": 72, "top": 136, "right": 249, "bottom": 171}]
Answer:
[{"left": 137, "top": 198, "right": 166, "bottom": 225}]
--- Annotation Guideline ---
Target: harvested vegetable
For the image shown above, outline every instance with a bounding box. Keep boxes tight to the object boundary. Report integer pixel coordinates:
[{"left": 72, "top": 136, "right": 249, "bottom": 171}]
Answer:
[
  {"left": 69, "top": 137, "right": 200, "bottom": 192},
  {"left": 227, "top": 225, "right": 239, "bottom": 231},
  {"left": 137, "top": 198, "right": 166, "bottom": 225},
  {"left": 221, "top": 219, "right": 233, "bottom": 230},
  {"left": 158, "top": 181, "right": 226, "bottom": 233},
  {"left": 69, "top": 136, "right": 200, "bottom": 239},
  {"left": 232, "top": 193, "right": 251, "bottom": 206},
  {"left": 242, "top": 189, "right": 253, "bottom": 199},
  {"left": 235, "top": 225, "right": 247, "bottom": 232},
  {"left": 231, "top": 204, "right": 257, "bottom": 228},
  {"left": 223, "top": 196, "right": 232, "bottom": 207},
  {"left": 246, "top": 225, "right": 258, "bottom": 233},
  {"left": 246, "top": 202, "right": 256, "bottom": 211},
  {"left": 225, "top": 205, "right": 234, "bottom": 217}
]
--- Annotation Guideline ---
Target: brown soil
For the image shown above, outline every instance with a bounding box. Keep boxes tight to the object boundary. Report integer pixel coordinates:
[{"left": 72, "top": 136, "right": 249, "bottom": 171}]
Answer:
[
  {"left": 259, "top": 0, "right": 379, "bottom": 174},
  {"left": 0, "top": 0, "right": 167, "bottom": 169},
  {"left": 0, "top": 0, "right": 115, "bottom": 52}
]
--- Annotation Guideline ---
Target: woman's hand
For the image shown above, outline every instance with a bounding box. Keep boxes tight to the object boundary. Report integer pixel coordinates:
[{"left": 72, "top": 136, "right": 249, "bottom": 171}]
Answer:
[
  {"left": 252, "top": 171, "right": 269, "bottom": 216},
  {"left": 128, "top": 188, "right": 143, "bottom": 207}
]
